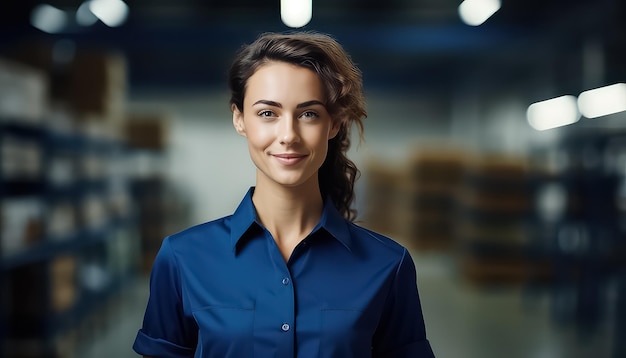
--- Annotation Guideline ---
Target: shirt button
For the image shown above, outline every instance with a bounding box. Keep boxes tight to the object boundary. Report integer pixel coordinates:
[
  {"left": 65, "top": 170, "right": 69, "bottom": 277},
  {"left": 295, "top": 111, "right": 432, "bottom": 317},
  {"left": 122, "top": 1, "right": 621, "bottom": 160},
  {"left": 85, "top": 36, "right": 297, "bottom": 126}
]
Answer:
[
  {"left": 282, "top": 277, "right": 290, "bottom": 285},
  {"left": 281, "top": 323, "right": 290, "bottom": 332}
]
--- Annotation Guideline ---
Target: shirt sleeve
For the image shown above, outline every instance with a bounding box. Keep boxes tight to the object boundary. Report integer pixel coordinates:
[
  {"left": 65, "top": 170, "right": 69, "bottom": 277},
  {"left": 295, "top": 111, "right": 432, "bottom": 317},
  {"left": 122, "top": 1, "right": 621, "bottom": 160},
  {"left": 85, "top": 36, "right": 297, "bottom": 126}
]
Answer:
[
  {"left": 133, "top": 236, "right": 198, "bottom": 357},
  {"left": 372, "top": 248, "right": 435, "bottom": 357}
]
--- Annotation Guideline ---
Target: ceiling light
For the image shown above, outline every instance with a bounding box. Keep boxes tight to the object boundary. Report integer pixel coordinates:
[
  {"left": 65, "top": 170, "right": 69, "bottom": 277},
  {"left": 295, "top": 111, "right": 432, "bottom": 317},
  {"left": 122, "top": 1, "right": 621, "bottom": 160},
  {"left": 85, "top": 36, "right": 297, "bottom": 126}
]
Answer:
[
  {"left": 89, "top": 0, "right": 129, "bottom": 27},
  {"left": 578, "top": 83, "right": 626, "bottom": 118},
  {"left": 77, "top": 1, "right": 99, "bottom": 26},
  {"left": 458, "top": 0, "right": 501, "bottom": 26},
  {"left": 281, "top": 0, "right": 312, "bottom": 28},
  {"left": 30, "top": 4, "right": 68, "bottom": 33},
  {"left": 527, "top": 95, "right": 580, "bottom": 131}
]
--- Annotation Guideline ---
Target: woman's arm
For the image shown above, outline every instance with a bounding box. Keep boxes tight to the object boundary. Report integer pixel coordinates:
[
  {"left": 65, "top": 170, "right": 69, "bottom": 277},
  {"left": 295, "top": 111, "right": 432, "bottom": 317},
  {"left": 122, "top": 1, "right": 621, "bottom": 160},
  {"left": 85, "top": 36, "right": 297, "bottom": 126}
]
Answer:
[
  {"left": 372, "top": 248, "right": 435, "bottom": 357},
  {"left": 132, "top": 237, "right": 198, "bottom": 357}
]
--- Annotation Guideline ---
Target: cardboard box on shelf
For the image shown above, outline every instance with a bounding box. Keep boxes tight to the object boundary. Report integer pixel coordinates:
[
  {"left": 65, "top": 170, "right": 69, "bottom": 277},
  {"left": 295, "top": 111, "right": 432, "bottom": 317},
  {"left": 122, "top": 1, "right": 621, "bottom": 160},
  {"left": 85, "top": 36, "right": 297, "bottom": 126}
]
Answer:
[
  {"left": 459, "top": 255, "right": 531, "bottom": 286},
  {"left": 80, "top": 195, "right": 109, "bottom": 231},
  {"left": 408, "top": 146, "right": 467, "bottom": 184},
  {"left": 404, "top": 147, "right": 468, "bottom": 251},
  {"left": 50, "top": 255, "right": 77, "bottom": 312},
  {"left": 1, "top": 199, "right": 44, "bottom": 257},
  {"left": 8, "top": 39, "right": 127, "bottom": 126},
  {"left": 7, "top": 39, "right": 74, "bottom": 105},
  {"left": 0, "top": 57, "right": 49, "bottom": 122},
  {"left": 47, "top": 152, "right": 77, "bottom": 187},
  {"left": 68, "top": 50, "right": 127, "bottom": 121},
  {"left": 124, "top": 114, "right": 170, "bottom": 151},
  {"left": 362, "top": 160, "right": 409, "bottom": 239},
  {"left": 1, "top": 136, "right": 44, "bottom": 180},
  {"left": 463, "top": 153, "right": 529, "bottom": 180},
  {"left": 46, "top": 202, "right": 78, "bottom": 240}
]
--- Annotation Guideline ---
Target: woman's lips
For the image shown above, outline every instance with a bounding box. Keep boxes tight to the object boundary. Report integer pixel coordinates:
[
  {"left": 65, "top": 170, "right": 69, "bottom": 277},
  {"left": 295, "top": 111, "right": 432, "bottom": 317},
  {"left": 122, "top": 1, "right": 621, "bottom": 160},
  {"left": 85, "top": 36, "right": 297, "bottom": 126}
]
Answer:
[{"left": 272, "top": 153, "right": 307, "bottom": 165}]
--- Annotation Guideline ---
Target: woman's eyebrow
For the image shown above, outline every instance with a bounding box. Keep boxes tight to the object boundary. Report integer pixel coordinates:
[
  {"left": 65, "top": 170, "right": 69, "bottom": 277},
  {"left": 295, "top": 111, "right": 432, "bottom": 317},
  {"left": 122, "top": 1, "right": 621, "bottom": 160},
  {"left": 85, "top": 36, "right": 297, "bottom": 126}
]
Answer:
[
  {"left": 297, "top": 100, "right": 325, "bottom": 108},
  {"left": 252, "top": 100, "right": 325, "bottom": 108},
  {"left": 253, "top": 99, "right": 281, "bottom": 107}
]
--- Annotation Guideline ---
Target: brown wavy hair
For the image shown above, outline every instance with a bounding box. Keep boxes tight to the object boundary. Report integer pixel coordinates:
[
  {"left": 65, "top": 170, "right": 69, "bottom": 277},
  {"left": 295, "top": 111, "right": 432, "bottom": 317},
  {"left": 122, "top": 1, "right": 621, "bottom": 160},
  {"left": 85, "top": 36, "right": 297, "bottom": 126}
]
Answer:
[{"left": 228, "top": 31, "right": 367, "bottom": 221}]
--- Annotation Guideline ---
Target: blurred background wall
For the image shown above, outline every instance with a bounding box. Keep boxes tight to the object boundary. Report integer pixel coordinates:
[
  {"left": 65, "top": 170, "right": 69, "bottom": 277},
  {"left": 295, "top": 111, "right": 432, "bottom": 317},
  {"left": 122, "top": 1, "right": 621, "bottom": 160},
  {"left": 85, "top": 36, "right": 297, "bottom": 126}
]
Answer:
[{"left": 1, "top": 0, "right": 625, "bottom": 357}]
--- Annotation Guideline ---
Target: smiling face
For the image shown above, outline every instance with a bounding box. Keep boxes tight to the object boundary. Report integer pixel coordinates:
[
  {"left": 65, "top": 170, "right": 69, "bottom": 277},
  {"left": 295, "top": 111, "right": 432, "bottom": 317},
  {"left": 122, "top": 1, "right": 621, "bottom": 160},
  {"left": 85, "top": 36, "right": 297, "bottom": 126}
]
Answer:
[{"left": 232, "top": 61, "right": 339, "bottom": 191}]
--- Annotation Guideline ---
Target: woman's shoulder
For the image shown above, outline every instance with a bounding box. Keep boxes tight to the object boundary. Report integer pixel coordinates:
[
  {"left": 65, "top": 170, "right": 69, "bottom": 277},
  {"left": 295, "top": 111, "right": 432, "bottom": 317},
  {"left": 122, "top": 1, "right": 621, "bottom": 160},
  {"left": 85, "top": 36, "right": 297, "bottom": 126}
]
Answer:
[
  {"left": 165, "top": 215, "right": 234, "bottom": 247},
  {"left": 347, "top": 221, "right": 408, "bottom": 257}
]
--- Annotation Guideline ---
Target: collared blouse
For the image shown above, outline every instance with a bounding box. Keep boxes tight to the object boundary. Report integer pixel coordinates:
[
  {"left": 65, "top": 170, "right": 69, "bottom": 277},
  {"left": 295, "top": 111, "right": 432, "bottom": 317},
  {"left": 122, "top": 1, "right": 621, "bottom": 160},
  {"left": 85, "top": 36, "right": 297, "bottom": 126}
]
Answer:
[{"left": 133, "top": 187, "right": 435, "bottom": 357}]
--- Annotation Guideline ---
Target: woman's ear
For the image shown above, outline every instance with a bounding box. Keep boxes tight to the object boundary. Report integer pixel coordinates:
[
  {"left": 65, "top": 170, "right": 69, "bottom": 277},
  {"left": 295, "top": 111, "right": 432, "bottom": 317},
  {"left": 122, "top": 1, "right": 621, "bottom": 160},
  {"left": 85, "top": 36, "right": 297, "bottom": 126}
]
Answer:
[
  {"left": 232, "top": 104, "right": 247, "bottom": 137},
  {"left": 329, "top": 119, "right": 341, "bottom": 139}
]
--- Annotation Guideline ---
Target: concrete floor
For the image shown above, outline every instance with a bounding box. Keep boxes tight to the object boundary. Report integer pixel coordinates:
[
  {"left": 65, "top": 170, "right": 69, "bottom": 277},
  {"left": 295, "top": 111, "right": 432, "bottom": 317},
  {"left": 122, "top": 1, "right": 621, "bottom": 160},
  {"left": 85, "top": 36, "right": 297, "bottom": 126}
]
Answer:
[
  {"left": 414, "top": 253, "right": 614, "bottom": 358},
  {"left": 75, "top": 252, "right": 617, "bottom": 358}
]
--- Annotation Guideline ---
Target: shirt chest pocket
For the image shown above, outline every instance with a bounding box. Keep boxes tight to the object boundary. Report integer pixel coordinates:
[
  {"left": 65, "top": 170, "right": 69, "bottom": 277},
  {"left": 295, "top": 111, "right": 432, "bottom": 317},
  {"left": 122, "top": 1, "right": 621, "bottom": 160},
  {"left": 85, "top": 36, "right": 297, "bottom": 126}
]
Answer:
[
  {"left": 192, "top": 306, "right": 255, "bottom": 357},
  {"left": 320, "top": 308, "right": 376, "bottom": 358}
]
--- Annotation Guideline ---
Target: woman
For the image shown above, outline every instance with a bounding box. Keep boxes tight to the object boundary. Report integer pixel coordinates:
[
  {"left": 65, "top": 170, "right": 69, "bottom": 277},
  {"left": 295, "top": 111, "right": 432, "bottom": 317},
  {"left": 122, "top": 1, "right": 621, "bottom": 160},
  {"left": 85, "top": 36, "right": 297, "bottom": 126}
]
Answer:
[{"left": 133, "top": 31, "right": 435, "bottom": 358}]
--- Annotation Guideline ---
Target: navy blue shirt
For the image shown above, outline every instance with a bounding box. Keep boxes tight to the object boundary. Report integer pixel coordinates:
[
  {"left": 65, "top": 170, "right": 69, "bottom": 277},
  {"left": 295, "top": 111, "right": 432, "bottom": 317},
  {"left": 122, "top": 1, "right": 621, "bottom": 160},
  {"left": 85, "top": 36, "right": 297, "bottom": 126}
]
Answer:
[{"left": 133, "top": 188, "right": 434, "bottom": 357}]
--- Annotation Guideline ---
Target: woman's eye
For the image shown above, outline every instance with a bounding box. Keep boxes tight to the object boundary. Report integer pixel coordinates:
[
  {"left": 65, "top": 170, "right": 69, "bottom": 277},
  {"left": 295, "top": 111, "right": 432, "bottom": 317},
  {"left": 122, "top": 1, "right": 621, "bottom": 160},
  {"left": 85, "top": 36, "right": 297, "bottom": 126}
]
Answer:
[
  {"left": 258, "top": 110, "right": 275, "bottom": 117},
  {"left": 300, "top": 111, "right": 319, "bottom": 119}
]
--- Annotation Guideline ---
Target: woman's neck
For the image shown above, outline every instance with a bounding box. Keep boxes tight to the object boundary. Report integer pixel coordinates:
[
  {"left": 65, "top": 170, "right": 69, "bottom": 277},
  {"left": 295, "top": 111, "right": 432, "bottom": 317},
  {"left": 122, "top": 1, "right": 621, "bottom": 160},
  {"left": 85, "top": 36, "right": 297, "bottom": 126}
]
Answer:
[{"left": 252, "top": 180, "right": 324, "bottom": 261}]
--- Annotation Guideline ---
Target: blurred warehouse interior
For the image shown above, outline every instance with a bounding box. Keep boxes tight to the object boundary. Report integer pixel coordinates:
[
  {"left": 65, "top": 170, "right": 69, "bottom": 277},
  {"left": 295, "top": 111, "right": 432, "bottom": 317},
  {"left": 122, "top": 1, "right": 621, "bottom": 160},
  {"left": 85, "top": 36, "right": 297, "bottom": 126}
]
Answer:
[{"left": 1, "top": 0, "right": 626, "bottom": 357}]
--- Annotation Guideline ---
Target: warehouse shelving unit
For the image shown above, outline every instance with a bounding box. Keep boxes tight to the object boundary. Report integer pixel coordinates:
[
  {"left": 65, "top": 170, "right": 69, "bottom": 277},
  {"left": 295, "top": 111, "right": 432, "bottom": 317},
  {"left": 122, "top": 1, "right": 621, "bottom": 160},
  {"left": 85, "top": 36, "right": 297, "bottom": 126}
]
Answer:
[
  {"left": 0, "top": 118, "right": 140, "bottom": 357},
  {"left": 528, "top": 127, "right": 626, "bottom": 358},
  {"left": 407, "top": 148, "right": 466, "bottom": 252},
  {"left": 453, "top": 154, "right": 538, "bottom": 285}
]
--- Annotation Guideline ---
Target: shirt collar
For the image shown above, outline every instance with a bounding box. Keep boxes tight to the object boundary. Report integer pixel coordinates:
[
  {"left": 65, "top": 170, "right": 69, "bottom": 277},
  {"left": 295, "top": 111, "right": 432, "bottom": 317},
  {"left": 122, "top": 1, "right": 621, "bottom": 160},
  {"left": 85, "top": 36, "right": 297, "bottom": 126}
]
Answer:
[{"left": 229, "top": 187, "right": 352, "bottom": 253}]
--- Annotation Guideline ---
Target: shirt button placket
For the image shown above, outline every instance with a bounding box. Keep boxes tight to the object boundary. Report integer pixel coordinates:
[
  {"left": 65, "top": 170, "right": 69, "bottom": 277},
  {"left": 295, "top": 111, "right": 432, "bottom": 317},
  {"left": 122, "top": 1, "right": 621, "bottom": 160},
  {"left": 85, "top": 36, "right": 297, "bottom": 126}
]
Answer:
[{"left": 279, "top": 273, "right": 293, "bottom": 349}]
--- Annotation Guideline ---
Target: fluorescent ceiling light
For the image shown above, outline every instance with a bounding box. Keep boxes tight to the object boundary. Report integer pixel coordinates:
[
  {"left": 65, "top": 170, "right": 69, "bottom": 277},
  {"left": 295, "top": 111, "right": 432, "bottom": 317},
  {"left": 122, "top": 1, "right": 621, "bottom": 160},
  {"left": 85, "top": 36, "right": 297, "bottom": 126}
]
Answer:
[
  {"left": 31, "top": 4, "right": 68, "bottom": 33},
  {"left": 578, "top": 83, "right": 626, "bottom": 118},
  {"left": 77, "top": 1, "right": 99, "bottom": 26},
  {"left": 281, "top": 0, "right": 312, "bottom": 28},
  {"left": 527, "top": 95, "right": 580, "bottom": 131},
  {"left": 89, "top": 0, "right": 129, "bottom": 27},
  {"left": 458, "top": 0, "right": 501, "bottom": 26}
]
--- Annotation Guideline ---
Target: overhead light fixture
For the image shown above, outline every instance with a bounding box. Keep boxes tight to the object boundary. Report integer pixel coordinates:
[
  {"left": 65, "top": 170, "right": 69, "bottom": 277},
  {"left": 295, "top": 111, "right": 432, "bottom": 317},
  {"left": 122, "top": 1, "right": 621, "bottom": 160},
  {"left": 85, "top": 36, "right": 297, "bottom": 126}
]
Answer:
[
  {"left": 578, "top": 83, "right": 626, "bottom": 118},
  {"left": 30, "top": 4, "right": 68, "bottom": 33},
  {"left": 76, "top": 1, "right": 99, "bottom": 26},
  {"left": 89, "top": 0, "right": 129, "bottom": 27},
  {"left": 281, "top": 0, "right": 312, "bottom": 28},
  {"left": 458, "top": 0, "right": 501, "bottom": 26},
  {"left": 527, "top": 95, "right": 580, "bottom": 131}
]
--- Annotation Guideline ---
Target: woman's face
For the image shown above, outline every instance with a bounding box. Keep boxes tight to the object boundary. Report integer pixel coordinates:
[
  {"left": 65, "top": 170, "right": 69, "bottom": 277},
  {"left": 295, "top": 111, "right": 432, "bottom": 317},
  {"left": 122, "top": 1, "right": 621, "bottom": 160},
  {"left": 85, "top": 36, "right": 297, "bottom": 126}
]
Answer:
[{"left": 233, "top": 61, "right": 339, "bottom": 190}]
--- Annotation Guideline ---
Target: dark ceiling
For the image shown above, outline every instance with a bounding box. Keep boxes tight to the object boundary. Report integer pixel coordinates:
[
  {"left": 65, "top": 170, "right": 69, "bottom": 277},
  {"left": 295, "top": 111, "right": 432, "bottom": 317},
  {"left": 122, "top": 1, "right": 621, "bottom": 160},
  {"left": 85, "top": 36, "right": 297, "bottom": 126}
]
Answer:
[{"left": 1, "top": 0, "right": 624, "bottom": 97}]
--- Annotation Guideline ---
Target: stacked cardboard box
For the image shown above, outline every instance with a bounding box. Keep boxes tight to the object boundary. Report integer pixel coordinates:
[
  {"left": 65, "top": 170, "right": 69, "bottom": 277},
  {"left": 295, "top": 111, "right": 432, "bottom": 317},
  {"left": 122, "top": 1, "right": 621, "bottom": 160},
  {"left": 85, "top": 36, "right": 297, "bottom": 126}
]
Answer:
[
  {"left": 406, "top": 147, "right": 466, "bottom": 251},
  {"left": 69, "top": 50, "right": 127, "bottom": 142},
  {"left": 50, "top": 255, "right": 77, "bottom": 313},
  {"left": 362, "top": 160, "right": 409, "bottom": 241},
  {"left": 0, "top": 199, "right": 44, "bottom": 257},
  {"left": 123, "top": 114, "right": 174, "bottom": 274},
  {"left": 125, "top": 114, "right": 170, "bottom": 151},
  {"left": 7, "top": 40, "right": 71, "bottom": 103},
  {"left": 455, "top": 154, "right": 534, "bottom": 285},
  {"left": 9, "top": 41, "right": 128, "bottom": 141},
  {"left": 0, "top": 57, "right": 48, "bottom": 122},
  {"left": 1, "top": 41, "right": 138, "bottom": 357},
  {"left": 68, "top": 50, "right": 127, "bottom": 122}
]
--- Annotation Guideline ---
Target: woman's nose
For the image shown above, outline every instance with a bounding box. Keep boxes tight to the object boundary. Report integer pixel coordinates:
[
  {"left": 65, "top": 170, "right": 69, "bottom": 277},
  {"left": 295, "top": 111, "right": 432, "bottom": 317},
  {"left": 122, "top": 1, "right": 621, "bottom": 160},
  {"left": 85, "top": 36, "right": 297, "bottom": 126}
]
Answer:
[{"left": 279, "top": 118, "right": 300, "bottom": 145}]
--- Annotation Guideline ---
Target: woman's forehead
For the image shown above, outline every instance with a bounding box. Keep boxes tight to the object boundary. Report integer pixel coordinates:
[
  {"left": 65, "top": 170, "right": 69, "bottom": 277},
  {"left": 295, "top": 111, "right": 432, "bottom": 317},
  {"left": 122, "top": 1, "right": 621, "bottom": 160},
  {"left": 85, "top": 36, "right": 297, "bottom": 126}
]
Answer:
[{"left": 244, "top": 62, "right": 326, "bottom": 105}]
